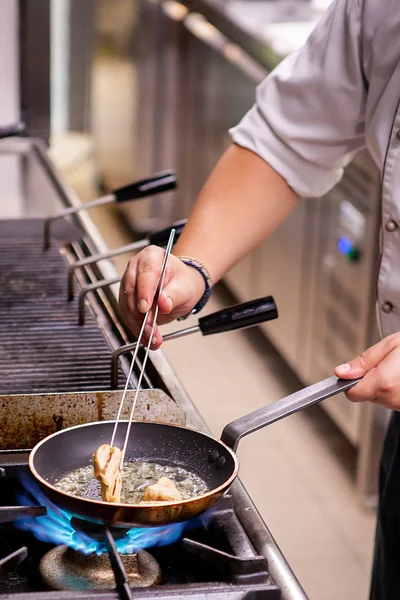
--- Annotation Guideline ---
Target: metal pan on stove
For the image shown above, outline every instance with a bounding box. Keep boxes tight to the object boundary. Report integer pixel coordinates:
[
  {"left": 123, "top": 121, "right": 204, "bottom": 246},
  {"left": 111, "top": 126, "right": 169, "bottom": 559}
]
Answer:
[
  {"left": 27, "top": 293, "right": 360, "bottom": 528},
  {"left": 28, "top": 374, "right": 360, "bottom": 528}
]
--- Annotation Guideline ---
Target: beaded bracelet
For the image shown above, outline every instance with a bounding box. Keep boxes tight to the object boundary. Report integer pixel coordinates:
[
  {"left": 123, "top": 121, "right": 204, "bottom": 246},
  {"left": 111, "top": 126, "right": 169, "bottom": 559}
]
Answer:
[{"left": 177, "top": 256, "right": 213, "bottom": 319}]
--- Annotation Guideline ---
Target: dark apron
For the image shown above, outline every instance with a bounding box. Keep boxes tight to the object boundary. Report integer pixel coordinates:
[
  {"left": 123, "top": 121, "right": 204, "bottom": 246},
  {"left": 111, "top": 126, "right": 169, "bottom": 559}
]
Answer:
[{"left": 370, "top": 411, "right": 400, "bottom": 599}]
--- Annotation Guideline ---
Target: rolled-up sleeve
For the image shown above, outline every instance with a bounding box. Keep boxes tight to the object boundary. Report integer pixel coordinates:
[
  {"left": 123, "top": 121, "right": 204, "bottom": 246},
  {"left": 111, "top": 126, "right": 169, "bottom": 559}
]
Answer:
[{"left": 229, "top": 0, "right": 366, "bottom": 198}]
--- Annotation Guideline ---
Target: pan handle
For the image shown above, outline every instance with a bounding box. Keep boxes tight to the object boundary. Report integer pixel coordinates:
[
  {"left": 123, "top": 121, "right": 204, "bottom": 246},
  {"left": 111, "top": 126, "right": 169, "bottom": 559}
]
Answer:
[{"left": 220, "top": 376, "right": 361, "bottom": 451}]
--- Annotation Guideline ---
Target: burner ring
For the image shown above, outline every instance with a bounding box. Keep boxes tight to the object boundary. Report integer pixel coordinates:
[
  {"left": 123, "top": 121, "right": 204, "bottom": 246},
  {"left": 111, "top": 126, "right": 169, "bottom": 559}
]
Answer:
[{"left": 40, "top": 545, "right": 161, "bottom": 590}]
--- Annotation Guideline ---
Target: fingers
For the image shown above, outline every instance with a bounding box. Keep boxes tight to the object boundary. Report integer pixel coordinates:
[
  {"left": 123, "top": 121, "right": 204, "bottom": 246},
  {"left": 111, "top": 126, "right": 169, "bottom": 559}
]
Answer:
[
  {"left": 135, "top": 246, "right": 165, "bottom": 313},
  {"left": 334, "top": 333, "right": 400, "bottom": 379},
  {"left": 140, "top": 274, "right": 196, "bottom": 348},
  {"left": 333, "top": 334, "right": 400, "bottom": 409},
  {"left": 142, "top": 319, "right": 163, "bottom": 350},
  {"left": 118, "top": 294, "right": 163, "bottom": 349},
  {"left": 120, "top": 246, "right": 167, "bottom": 347},
  {"left": 120, "top": 246, "right": 182, "bottom": 348},
  {"left": 158, "top": 278, "right": 198, "bottom": 317},
  {"left": 157, "top": 290, "right": 174, "bottom": 315},
  {"left": 345, "top": 367, "right": 380, "bottom": 403},
  {"left": 345, "top": 346, "right": 400, "bottom": 408},
  {"left": 122, "top": 263, "right": 137, "bottom": 318},
  {"left": 118, "top": 245, "right": 206, "bottom": 349}
]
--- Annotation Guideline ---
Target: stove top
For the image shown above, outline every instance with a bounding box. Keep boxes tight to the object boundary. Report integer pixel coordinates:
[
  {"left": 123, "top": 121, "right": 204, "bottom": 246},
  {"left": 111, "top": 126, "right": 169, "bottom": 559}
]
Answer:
[{"left": 0, "top": 462, "right": 280, "bottom": 599}]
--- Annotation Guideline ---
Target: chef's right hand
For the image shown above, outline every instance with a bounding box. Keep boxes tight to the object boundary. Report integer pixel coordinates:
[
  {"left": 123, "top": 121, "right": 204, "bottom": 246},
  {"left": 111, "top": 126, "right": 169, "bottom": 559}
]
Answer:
[
  {"left": 119, "top": 246, "right": 206, "bottom": 349},
  {"left": 334, "top": 333, "right": 400, "bottom": 410}
]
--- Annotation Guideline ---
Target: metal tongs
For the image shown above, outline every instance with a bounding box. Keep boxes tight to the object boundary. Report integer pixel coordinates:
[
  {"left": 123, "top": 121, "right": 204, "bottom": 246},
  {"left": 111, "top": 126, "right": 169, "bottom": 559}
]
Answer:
[{"left": 111, "top": 228, "right": 176, "bottom": 469}]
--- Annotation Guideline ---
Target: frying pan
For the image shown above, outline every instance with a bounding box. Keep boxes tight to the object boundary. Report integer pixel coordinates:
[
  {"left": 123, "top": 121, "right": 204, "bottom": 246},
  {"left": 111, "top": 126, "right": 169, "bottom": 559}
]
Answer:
[{"left": 29, "top": 375, "right": 360, "bottom": 527}]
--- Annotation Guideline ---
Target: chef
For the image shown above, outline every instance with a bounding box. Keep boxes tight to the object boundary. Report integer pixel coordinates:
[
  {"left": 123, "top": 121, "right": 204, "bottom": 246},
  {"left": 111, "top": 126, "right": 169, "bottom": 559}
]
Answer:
[{"left": 119, "top": 0, "right": 400, "bottom": 597}]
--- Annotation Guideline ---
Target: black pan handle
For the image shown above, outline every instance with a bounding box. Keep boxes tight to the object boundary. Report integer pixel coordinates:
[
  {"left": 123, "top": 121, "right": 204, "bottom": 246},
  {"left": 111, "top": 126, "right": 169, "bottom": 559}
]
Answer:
[
  {"left": 221, "top": 376, "right": 361, "bottom": 451},
  {"left": 199, "top": 296, "right": 278, "bottom": 336},
  {"left": 148, "top": 219, "right": 186, "bottom": 246},
  {"left": 114, "top": 170, "right": 177, "bottom": 203}
]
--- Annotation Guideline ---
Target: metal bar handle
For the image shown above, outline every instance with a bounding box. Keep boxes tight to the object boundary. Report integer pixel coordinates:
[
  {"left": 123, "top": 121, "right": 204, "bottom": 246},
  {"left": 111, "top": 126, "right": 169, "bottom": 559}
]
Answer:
[
  {"left": 78, "top": 277, "right": 120, "bottom": 326},
  {"left": 68, "top": 239, "right": 147, "bottom": 301},
  {"left": 0, "top": 547, "right": 28, "bottom": 580},
  {"left": 111, "top": 296, "right": 278, "bottom": 389},
  {"left": 0, "top": 506, "right": 47, "bottom": 524},
  {"left": 67, "top": 219, "right": 187, "bottom": 300},
  {"left": 103, "top": 528, "right": 133, "bottom": 600},
  {"left": 111, "top": 325, "right": 200, "bottom": 388},
  {"left": 221, "top": 376, "right": 362, "bottom": 451},
  {"left": 44, "top": 170, "right": 177, "bottom": 249}
]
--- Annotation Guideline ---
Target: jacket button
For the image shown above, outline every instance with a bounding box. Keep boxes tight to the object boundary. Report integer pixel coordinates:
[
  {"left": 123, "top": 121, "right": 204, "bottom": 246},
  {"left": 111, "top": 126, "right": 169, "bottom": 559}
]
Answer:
[
  {"left": 385, "top": 220, "right": 398, "bottom": 232},
  {"left": 382, "top": 302, "right": 393, "bottom": 313}
]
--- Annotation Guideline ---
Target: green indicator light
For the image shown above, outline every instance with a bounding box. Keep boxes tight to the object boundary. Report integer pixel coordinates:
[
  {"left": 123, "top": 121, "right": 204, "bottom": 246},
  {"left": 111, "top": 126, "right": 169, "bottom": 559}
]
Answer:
[{"left": 347, "top": 248, "right": 359, "bottom": 262}]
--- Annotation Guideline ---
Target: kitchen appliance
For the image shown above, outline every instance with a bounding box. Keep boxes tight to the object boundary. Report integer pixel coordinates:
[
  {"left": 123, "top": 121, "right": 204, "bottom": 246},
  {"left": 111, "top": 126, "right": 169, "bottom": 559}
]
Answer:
[
  {"left": 0, "top": 135, "right": 306, "bottom": 599},
  {"left": 0, "top": 4, "right": 310, "bottom": 596}
]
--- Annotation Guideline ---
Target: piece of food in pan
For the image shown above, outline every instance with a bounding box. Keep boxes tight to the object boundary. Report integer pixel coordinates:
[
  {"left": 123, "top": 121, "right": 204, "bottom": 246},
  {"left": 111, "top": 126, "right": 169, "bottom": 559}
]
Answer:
[
  {"left": 103, "top": 469, "right": 122, "bottom": 503},
  {"left": 143, "top": 476, "right": 182, "bottom": 502},
  {"left": 92, "top": 444, "right": 122, "bottom": 503}
]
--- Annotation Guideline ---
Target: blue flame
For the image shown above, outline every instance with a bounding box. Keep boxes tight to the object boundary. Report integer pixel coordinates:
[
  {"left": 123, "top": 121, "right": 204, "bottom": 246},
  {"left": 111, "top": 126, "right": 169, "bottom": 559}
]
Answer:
[{"left": 16, "top": 476, "right": 213, "bottom": 555}]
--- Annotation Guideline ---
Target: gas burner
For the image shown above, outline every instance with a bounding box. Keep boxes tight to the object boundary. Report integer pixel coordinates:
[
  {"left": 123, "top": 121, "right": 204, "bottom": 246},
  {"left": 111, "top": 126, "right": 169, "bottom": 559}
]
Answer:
[{"left": 40, "top": 545, "right": 161, "bottom": 590}]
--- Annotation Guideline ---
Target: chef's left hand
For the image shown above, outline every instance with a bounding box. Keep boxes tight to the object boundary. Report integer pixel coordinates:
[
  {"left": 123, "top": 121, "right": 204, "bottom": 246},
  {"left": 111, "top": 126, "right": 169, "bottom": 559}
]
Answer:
[{"left": 334, "top": 333, "right": 400, "bottom": 409}]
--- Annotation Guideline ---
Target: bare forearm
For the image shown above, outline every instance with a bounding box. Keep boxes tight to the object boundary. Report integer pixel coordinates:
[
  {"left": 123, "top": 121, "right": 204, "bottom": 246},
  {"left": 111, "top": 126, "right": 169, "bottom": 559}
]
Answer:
[
  {"left": 173, "top": 144, "right": 299, "bottom": 282},
  {"left": 119, "top": 144, "right": 300, "bottom": 347}
]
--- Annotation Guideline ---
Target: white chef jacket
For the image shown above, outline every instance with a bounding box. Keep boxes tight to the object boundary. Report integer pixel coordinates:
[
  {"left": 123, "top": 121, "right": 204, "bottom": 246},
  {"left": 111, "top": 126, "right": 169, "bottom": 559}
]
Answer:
[{"left": 229, "top": 0, "right": 400, "bottom": 339}]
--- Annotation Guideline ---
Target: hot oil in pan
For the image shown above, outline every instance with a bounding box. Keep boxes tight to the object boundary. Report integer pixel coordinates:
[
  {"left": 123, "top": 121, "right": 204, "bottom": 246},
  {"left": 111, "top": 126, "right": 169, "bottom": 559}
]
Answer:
[{"left": 54, "top": 461, "right": 208, "bottom": 503}]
